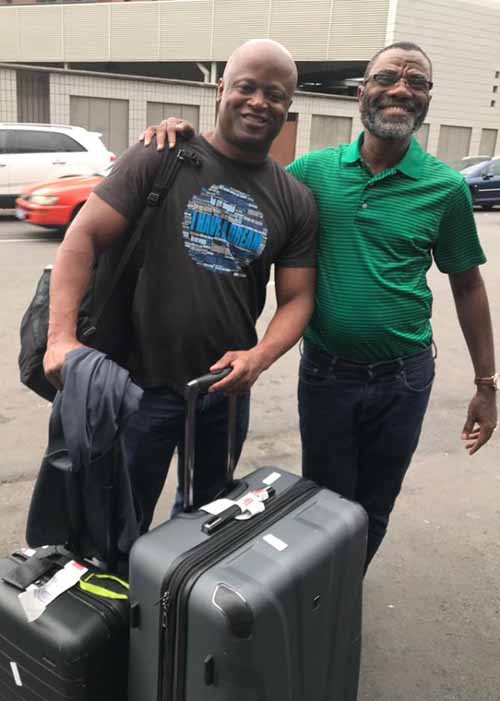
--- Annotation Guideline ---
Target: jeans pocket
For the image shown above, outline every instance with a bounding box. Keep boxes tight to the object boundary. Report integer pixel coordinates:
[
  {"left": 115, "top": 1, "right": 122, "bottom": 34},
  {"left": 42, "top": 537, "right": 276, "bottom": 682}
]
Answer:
[
  {"left": 401, "top": 357, "right": 435, "bottom": 393},
  {"left": 299, "top": 354, "right": 331, "bottom": 386}
]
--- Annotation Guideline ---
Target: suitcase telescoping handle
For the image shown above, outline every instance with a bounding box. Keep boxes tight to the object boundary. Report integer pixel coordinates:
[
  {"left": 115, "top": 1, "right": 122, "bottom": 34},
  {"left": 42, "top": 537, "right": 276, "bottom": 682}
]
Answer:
[{"left": 183, "top": 369, "right": 237, "bottom": 513}]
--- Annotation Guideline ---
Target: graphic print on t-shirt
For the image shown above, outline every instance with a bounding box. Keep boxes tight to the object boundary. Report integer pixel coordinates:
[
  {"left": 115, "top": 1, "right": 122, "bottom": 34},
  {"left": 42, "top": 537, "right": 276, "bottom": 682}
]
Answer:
[{"left": 183, "top": 184, "right": 268, "bottom": 276}]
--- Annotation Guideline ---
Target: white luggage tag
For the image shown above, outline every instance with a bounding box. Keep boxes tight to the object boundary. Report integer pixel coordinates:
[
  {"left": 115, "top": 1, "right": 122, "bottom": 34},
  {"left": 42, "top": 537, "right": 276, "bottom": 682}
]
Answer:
[
  {"left": 18, "top": 560, "right": 88, "bottom": 623},
  {"left": 235, "top": 488, "right": 271, "bottom": 520},
  {"left": 201, "top": 487, "right": 273, "bottom": 517},
  {"left": 201, "top": 486, "right": 275, "bottom": 533},
  {"left": 200, "top": 498, "right": 235, "bottom": 516}
]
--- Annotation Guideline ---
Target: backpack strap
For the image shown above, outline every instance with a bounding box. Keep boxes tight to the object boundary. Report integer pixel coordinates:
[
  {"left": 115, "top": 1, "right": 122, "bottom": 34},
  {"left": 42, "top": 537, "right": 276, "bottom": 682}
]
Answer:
[{"left": 81, "top": 145, "right": 201, "bottom": 338}]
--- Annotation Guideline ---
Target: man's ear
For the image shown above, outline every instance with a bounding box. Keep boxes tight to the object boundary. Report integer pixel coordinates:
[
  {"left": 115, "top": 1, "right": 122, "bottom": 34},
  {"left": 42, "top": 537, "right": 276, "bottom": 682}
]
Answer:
[
  {"left": 357, "top": 84, "right": 364, "bottom": 100},
  {"left": 282, "top": 98, "right": 293, "bottom": 123},
  {"left": 216, "top": 78, "right": 224, "bottom": 103}
]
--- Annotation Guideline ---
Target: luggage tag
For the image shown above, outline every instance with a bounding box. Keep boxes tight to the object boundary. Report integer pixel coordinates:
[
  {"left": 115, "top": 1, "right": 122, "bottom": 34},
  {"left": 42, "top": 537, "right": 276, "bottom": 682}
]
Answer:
[
  {"left": 18, "top": 560, "right": 88, "bottom": 623},
  {"left": 235, "top": 487, "right": 274, "bottom": 520},
  {"left": 200, "top": 498, "right": 236, "bottom": 517},
  {"left": 262, "top": 471, "right": 281, "bottom": 486},
  {"left": 201, "top": 486, "right": 275, "bottom": 534}
]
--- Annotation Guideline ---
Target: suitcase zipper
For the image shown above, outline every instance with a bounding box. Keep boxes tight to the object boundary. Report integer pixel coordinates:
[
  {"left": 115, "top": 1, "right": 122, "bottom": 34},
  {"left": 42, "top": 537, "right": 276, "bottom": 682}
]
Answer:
[
  {"left": 157, "top": 479, "right": 320, "bottom": 701},
  {"left": 68, "top": 585, "right": 128, "bottom": 628}
]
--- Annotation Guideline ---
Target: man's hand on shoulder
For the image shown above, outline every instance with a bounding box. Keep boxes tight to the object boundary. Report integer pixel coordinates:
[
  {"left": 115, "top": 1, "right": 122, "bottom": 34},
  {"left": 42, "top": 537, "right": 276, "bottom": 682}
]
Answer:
[
  {"left": 461, "top": 387, "right": 498, "bottom": 454},
  {"left": 43, "top": 338, "right": 85, "bottom": 392},
  {"left": 139, "top": 117, "right": 196, "bottom": 151}
]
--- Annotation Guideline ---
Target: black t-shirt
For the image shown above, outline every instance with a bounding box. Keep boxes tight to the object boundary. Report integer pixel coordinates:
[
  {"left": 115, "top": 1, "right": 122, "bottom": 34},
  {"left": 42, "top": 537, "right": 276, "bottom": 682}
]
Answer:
[{"left": 94, "top": 136, "right": 317, "bottom": 390}]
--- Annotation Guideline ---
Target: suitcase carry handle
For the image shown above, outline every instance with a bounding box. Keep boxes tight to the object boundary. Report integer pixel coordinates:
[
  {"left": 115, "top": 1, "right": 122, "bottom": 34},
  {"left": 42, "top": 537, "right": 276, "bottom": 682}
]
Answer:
[
  {"left": 185, "top": 369, "right": 232, "bottom": 396},
  {"left": 183, "top": 369, "right": 238, "bottom": 513}
]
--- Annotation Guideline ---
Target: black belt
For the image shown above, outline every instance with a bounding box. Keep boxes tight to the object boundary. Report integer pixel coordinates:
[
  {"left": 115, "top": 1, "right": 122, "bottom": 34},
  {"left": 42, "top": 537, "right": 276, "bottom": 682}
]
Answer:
[{"left": 302, "top": 341, "right": 433, "bottom": 380}]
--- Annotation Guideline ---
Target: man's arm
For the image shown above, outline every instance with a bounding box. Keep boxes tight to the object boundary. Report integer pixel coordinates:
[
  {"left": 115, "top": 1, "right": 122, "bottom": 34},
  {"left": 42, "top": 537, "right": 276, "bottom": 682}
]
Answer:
[
  {"left": 448, "top": 266, "right": 497, "bottom": 454},
  {"left": 43, "top": 194, "right": 129, "bottom": 389},
  {"left": 209, "top": 266, "right": 316, "bottom": 394}
]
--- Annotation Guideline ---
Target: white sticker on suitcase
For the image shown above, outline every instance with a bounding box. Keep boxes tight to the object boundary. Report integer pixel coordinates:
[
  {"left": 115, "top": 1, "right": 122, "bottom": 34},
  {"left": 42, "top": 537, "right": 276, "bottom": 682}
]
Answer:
[
  {"left": 262, "top": 472, "right": 281, "bottom": 485},
  {"left": 18, "top": 560, "right": 88, "bottom": 623},
  {"left": 10, "top": 662, "right": 22, "bottom": 687},
  {"left": 200, "top": 498, "right": 235, "bottom": 516},
  {"left": 263, "top": 534, "right": 288, "bottom": 551}
]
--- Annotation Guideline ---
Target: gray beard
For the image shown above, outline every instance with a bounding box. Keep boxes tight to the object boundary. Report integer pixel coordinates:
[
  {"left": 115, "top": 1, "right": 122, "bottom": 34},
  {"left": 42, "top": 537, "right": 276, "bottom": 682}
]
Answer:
[
  {"left": 361, "top": 110, "right": 417, "bottom": 139},
  {"left": 360, "top": 97, "right": 427, "bottom": 140}
]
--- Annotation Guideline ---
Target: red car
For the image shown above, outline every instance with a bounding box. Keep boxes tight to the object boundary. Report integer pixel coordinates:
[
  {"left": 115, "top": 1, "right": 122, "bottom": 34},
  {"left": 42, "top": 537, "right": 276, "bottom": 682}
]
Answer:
[{"left": 15, "top": 166, "right": 110, "bottom": 232}]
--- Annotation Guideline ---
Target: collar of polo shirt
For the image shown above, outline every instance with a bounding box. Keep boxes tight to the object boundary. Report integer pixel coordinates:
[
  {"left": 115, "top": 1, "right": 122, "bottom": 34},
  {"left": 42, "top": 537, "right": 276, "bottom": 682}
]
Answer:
[{"left": 342, "top": 132, "right": 425, "bottom": 180}]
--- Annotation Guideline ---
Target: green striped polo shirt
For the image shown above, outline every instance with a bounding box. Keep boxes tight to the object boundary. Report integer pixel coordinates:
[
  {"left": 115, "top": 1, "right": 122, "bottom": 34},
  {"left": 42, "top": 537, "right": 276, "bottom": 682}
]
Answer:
[{"left": 287, "top": 133, "right": 486, "bottom": 361}]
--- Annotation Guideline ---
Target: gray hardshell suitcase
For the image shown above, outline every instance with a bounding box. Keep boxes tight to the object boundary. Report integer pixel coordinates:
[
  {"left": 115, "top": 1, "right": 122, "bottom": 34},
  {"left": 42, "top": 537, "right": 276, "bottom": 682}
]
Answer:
[{"left": 128, "top": 371, "right": 368, "bottom": 701}]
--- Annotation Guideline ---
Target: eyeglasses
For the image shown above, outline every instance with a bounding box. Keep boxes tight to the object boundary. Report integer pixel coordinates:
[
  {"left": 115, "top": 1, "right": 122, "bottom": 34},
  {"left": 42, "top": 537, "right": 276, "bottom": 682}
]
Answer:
[{"left": 366, "top": 71, "right": 433, "bottom": 93}]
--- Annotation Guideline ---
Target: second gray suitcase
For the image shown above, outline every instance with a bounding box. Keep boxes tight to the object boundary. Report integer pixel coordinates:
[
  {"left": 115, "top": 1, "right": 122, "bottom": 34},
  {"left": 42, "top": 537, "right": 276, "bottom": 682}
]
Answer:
[{"left": 128, "top": 372, "right": 368, "bottom": 701}]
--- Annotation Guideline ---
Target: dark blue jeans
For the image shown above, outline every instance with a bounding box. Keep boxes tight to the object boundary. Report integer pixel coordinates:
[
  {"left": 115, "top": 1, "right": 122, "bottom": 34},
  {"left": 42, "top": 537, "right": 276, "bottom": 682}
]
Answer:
[
  {"left": 298, "top": 341, "right": 435, "bottom": 569},
  {"left": 124, "top": 387, "right": 250, "bottom": 533}
]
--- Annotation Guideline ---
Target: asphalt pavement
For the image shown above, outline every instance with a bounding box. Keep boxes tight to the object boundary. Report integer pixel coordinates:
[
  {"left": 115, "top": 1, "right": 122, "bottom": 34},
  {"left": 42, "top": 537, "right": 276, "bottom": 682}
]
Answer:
[{"left": 0, "top": 210, "right": 499, "bottom": 700}]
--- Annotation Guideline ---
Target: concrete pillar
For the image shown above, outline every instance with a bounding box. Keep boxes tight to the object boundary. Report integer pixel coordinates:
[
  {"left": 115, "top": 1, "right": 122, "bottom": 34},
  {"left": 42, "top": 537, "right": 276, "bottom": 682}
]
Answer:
[
  {"left": 0, "top": 68, "right": 17, "bottom": 121},
  {"left": 426, "top": 122, "right": 441, "bottom": 158},
  {"left": 295, "top": 112, "right": 312, "bottom": 157},
  {"left": 196, "top": 63, "right": 210, "bottom": 83},
  {"left": 469, "top": 127, "right": 482, "bottom": 157},
  {"left": 210, "top": 62, "right": 217, "bottom": 83}
]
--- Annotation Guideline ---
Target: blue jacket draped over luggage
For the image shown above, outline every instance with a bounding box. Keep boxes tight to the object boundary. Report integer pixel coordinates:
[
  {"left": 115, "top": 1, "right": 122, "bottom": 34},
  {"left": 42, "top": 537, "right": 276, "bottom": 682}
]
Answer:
[{"left": 26, "top": 348, "right": 143, "bottom": 563}]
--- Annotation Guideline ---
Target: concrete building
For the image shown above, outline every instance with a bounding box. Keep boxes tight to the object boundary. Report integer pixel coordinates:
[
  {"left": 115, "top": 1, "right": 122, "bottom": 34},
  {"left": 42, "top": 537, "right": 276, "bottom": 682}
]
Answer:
[{"left": 1, "top": 0, "right": 499, "bottom": 166}]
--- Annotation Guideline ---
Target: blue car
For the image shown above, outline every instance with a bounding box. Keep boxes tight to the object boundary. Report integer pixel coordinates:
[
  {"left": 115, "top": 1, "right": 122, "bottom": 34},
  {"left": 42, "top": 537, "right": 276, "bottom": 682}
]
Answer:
[{"left": 462, "top": 156, "right": 500, "bottom": 209}]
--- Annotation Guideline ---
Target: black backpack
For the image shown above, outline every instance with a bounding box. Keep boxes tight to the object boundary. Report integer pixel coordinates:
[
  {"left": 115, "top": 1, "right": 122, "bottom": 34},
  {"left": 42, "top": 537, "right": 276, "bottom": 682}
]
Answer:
[{"left": 19, "top": 145, "right": 201, "bottom": 402}]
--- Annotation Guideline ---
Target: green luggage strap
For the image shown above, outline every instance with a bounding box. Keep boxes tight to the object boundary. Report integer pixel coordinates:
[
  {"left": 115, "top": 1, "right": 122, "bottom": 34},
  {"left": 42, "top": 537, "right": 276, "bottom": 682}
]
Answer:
[{"left": 79, "top": 572, "right": 129, "bottom": 600}]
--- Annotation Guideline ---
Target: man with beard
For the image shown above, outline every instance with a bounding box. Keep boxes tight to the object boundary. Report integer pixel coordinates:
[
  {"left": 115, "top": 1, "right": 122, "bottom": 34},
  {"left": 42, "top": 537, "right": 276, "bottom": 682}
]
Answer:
[
  {"left": 288, "top": 41, "right": 497, "bottom": 568},
  {"left": 141, "top": 41, "right": 497, "bottom": 569}
]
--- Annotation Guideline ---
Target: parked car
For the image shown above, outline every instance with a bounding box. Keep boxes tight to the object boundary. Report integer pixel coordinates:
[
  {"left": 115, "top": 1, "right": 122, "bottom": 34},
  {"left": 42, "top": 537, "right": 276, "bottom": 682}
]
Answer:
[
  {"left": 0, "top": 123, "right": 115, "bottom": 208},
  {"left": 15, "top": 166, "right": 110, "bottom": 232},
  {"left": 461, "top": 156, "right": 500, "bottom": 209},
  {"left": 460, "top": 155, "right": 490, "bottom": 169}
]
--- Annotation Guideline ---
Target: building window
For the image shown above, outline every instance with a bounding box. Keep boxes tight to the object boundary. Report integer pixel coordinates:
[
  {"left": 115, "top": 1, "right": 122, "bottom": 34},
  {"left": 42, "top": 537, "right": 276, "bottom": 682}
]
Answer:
[
  {"left": 479, "top": 128, "right": 498, "bottom": 157},
  {"left": 493, "top": 86, "right": 498, "bottom": 93},
  {"left": 496, "top": 71, "right": 500, "bottom": 79},
  {"left": 146, "top": 102, "right": 200, "bottom": 132},
  {"left": 310, "top": 115, "right": 353, "bottom": 151},
  {"left": 491, "top": 100, "right": 496, "bottom": 108},
  {"left": 437, "top": 125, "right": 472, "bottom": 168}
]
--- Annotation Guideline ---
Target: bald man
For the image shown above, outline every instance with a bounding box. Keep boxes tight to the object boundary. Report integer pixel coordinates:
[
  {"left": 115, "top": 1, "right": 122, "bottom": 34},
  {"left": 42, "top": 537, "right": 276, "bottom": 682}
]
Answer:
[{"left": 43, "top": 39, "right": 318, "bottom": 531}]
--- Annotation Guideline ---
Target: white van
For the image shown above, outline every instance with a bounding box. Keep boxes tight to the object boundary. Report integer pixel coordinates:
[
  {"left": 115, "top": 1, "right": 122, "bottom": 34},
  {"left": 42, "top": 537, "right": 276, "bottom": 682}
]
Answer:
[{"left": 0, "top": 123, "right": 115, "bottom": 208}]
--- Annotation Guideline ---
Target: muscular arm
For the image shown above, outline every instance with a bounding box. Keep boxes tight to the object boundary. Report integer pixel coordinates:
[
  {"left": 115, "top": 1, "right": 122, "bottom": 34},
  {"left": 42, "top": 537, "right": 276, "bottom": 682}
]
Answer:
[
  {"left": 43, "top": 193, "right": 129, "bottom": 388},
  {"left": 449, "top": 266, "right": 497, "bottom": 454},
  {"left": 210, "top": 266, "right": 316, "bottom": 394}
]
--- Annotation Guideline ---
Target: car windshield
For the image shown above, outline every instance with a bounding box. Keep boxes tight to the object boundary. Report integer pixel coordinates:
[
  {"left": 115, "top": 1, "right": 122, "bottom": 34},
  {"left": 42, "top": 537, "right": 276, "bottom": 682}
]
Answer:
[{"left": 461, "top": 161, "right": 491, "bottom": 176}]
